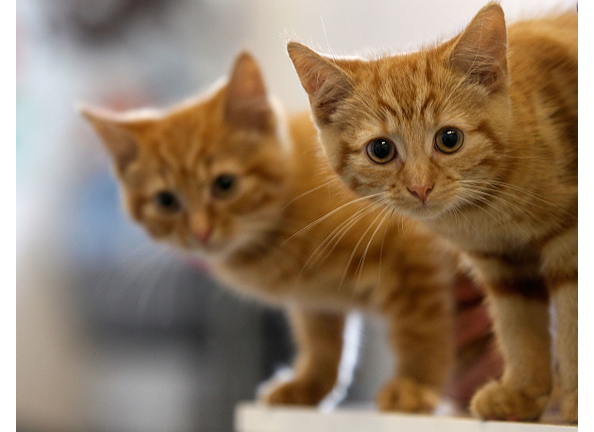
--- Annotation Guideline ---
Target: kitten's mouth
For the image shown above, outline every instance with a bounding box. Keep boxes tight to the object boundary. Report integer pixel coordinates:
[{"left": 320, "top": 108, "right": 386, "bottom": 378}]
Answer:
[
  {"left": 184, "top": 235, "right": 223, "bottom": 255},
  {"left": 407, "top": 203, "right": 442, "bottom": 220},
  {"left": 187, "top": 242, "right": 230, "bottom": 261},
  {"left": 196, "top": 240, "right": 226, "bottom": 254},
  {"left": 381, "top": 196, "right": 447, "bottom": 220}
]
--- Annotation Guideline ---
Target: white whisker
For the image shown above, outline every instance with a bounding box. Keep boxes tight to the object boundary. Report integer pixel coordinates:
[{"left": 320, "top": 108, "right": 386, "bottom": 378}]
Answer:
[
  {"left": 300, "top": 201, "right": 380, "bottom": 276},
  {"left": 355, "top": 206, "right": 392, "bottom": 288},
  {"left": 340, "top": 205, "right": 388, "bottom": 288},
  {"left": 282, "top": 192, "right": 385, "bottom": 245}
]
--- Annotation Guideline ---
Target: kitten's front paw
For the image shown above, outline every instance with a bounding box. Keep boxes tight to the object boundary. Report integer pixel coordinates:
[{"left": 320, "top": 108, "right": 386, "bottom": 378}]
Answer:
[
  {"left": 560, "top": 388, "right": 577, "bottom": 423},
  {"left": 376, "top": 377, "right": 441, "bottom": 413},
  {"left": 470, "top": 380, "right": 549, "bottom": 421},
  {"left": 261, "top": 377, "right": 333, "bottom": 406}
]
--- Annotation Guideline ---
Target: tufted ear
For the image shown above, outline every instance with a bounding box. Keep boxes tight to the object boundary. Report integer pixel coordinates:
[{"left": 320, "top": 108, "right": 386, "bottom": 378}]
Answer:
[
  {"left": 287, "top": 42, "right": 353, "bottom": 126},
  {"left": 449, "top": 3, "right": 508, "bottom": 93},
  {"left": 224, "top": 51, "right": 275, "bottom": 133},
  {"left": 79, "top": 105, "right": 155, "bottom": 173}
]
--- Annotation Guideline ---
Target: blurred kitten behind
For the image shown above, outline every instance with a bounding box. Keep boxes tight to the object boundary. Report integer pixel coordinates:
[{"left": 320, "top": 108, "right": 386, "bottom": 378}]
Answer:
[{"left": 80, "top": 52, "right": 497, "bottom": 413}]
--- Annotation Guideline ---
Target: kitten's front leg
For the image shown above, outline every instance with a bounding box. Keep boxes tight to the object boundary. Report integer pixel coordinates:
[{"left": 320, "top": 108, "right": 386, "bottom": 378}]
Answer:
[
  {"left": 470, "top": 289, "right": 552, "bottom": 421},
  {"left": 541, "top": 226, "right": 578, "bottom": 422},
  {"left": 550, "top": 282, "right": 578, "bottom": 422},
  {"left": 377, "top": 283, "right": 454, "bottom": 413},
  {"left": 261, "top": 307, "right": 346, "bottom": 406}
]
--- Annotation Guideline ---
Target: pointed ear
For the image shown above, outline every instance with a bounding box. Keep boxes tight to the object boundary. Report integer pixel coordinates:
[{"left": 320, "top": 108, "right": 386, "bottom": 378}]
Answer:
[
  {"left": 287, "top": 42, "right": 353, "bottom": 125},
  {"left": 224, "top": 51, "right": 275, "bottom": 133},
  {"left": 449, "top": 3, "right": 508, "bottom": 93},
  {"left": 78, "top": 105, "right": 151, "bottom": 173}
]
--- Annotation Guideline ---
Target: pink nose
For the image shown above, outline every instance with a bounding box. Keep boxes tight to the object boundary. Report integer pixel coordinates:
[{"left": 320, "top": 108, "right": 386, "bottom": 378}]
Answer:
[
  {"left": 407, "top": 183, "right": 434, "bottom": 204},
  {"left": 194, "top": 229, "right": 211, "bottom": 244}
]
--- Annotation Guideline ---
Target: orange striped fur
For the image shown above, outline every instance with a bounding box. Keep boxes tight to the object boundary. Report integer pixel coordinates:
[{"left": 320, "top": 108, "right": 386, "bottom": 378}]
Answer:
[
  {"left": 288, "top": 2, "right": 577, "bottom": 423},
  {"left": 79, "top": 52, "right": 498, "bottom": 413}
]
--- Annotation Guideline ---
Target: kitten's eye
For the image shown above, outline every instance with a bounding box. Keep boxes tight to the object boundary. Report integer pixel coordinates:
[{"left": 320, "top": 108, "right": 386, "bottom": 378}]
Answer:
[
  {"left": 366, "top": 138, "right": 397, "bottom": 164},
  {"left": 435, "top": 127, "right": 464, "bottom": 153},
  {"left": 212, "top": 174, "right": 238, "bottom": 199},
  {"left": 154, "top": 191, "right": 181, "bottom": 212}
]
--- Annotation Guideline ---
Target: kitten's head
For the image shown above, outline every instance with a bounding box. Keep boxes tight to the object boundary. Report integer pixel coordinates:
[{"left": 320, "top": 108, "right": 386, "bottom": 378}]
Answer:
[
  {"left": 288, "top": 3, "right": 511, "bottom": 220},
  {"left": 80, "top": 52, "right": 290, "bottom": 260}
]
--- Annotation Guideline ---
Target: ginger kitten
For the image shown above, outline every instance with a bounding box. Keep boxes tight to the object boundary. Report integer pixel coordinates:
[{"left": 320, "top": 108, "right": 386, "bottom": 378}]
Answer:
[
  {"left": 288, "top": 2, "right": 577, "bottom": 423},
  {"left": 80, "top": 52, "right": 496, "bottom": 413}
]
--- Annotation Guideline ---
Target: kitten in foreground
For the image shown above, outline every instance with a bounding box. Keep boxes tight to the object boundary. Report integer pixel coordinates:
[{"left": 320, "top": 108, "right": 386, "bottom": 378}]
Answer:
[
  {"left": 80, "top": 52, "right": 498, "bottom": 413},
  {"left": 288, "top": 2, "right": 577, "bottom": 423}
]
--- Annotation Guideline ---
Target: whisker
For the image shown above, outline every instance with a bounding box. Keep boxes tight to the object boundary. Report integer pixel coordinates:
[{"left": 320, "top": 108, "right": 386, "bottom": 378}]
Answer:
[
  {"left": 282, "top": 176, "right": 342, "bottom": 210},
  {"left": 454, "top": 193, "right": 504, "bottom": 229},
  {"left": 300, "top": 201, "right": 380, "bottom": 276},
  {"left": 464, "top": 185, "right": 536, "bottom": 221},
  {"left": 355, "top": 206, "right": 392, "bottom": 288},
  {"left": 133, "top": 253, "right": 176, "bottom": 324},
  {"left": 447, "top": 200, "right": 475, "bottom": 232},
  {"left": 461, "top": 179, "right": 572, "bottom": 217},
  {"left": 339, "top": 206, "right": 388, "bottom": 288},
  {"left": 282, "top": 192, "right": 385, "bottom": 245},
  {"left": 377, "top": 207, "right": 395, "bottom": 287},
  {"left": 107, "top": 245, "right": 167, "bottom": 316},
  {"left": 457, "top": 189, "right": 533, "bottom": 238}
]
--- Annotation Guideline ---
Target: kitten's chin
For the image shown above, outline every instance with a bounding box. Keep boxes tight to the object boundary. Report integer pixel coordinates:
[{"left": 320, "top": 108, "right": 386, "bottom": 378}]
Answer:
[
  {"left": 167, "top": 236, "right": 232, "bottom": 261},
  {"left": 187, "top": 243, "right": 234, "bottom": 263},
  {"left": 382, "top": 198, "right": 449, "bottom": 221},
  {"left": 403, "top": 206, "right": 443, "bottom": 221}
]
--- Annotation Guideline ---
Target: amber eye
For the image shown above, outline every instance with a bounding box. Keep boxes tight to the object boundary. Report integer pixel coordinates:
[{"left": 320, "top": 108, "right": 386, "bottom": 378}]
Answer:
[
  {"left": 435, "top": 127, "right": 464, "bottom": 153},
  {"left": 154, "top": 191, "right": 181, "bottom": 212},
  {"left": 212, "top": 174, "right": 238, "bottom": 199},
  {"left": 366, "top": 138, "right": 397, "bottom": 164}
]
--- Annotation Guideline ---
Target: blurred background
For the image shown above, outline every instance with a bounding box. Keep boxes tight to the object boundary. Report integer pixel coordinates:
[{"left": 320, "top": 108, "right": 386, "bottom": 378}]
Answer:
[{"left": 16, "top": 0, "right": 576, "bottom": 431}]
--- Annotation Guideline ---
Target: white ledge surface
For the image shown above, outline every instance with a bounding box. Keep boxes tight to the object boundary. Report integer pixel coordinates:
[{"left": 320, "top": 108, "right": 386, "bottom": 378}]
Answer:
[{"left": 235, "top": 402, "right": 577, "bottom": 432}]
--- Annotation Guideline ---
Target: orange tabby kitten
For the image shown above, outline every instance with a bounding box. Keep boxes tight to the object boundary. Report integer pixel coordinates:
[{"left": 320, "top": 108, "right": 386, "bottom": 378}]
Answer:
[
  {"left": 80, "top": 52, "right": 495, "bottom": 413},
  {"left": 288, "top": 2, "right": 577, "bottom": 423}
]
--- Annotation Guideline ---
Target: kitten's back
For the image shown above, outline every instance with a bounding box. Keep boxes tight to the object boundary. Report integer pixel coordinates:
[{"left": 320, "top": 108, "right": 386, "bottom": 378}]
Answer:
[{"left": 506, "top": 10, "right": 578, "bottom": 196}]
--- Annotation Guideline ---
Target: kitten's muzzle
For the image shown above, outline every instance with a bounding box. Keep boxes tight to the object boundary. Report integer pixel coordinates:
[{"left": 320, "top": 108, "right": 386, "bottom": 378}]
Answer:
[{"left": 194, "top": 228, "right": 212, "bottom": 245}]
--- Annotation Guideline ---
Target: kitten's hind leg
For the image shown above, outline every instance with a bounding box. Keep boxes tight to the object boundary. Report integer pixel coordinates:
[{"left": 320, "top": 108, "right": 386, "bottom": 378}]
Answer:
[
  {"left": 470, "top": 293, "right": 552, "bottom": 421},
  {"left": 260, "top": 308, "right": 346, "bottom": 406}
]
